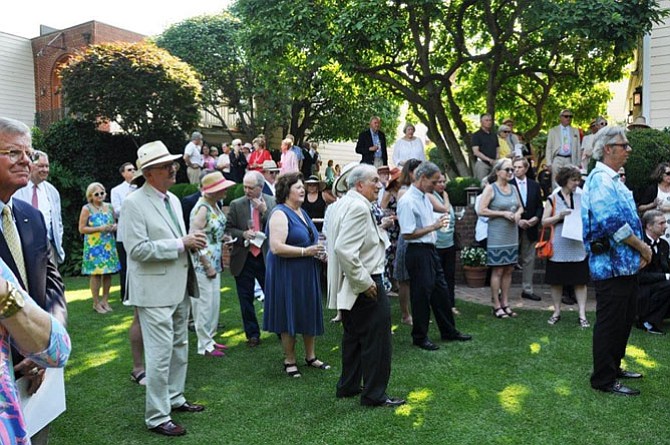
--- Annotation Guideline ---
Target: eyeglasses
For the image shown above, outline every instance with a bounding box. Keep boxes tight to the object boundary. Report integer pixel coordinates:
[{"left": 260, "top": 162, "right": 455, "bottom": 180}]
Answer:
[
  {"left": 150, "top": 162, "right": 180, "bottom": 172},
  {"left": 125, "top": 168, "right": 136, "bottom": 172},
  {"left": 503, "top": 168, "right": 514, "bottom": 173},
  {"left": 0, "top": 147, "right": 38, "bottom": 163},
  {"left": 619, "top": 173, "right": 626, "bottom": 178},
  {"left": 93, "top": 191, "right": 106, "bottom": 197},
  {"left": 609, "top": 143, "right": 631, "bottom": 150},
  {"left": 561, "top": 115, "right": 573, "bottom": 118},
  {"left": 501, "top": 131, "right": 510, "bottom": 134},
  {"left": 268, "top": 171, "right": 279, "bottom": 175},
  {"left": 664, "top": 171, "right": 670, "bottom": 176}
]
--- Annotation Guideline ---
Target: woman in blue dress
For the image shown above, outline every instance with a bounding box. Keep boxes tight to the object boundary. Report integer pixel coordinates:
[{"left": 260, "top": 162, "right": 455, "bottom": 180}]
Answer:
[{"left": 264, "top": 172, "right": 328, "bottom": 378}]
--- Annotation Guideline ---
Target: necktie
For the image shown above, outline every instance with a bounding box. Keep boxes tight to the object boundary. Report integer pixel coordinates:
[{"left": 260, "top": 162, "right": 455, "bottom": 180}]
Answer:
[
  {"left": 163, "top": 197, "right": 183, "bottom": 236},
  {"left": 31, "top": 185, "right": 38, "bottom": 208},
  {"left": 250, "top": 207, "right": 261, "bottom": 257},
  {"left": 2, "top": 206, "right": 28, "bottom": 291}
]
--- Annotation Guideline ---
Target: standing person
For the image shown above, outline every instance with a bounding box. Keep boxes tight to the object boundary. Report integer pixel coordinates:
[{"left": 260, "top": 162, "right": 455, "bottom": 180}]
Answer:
[
  {"left": 190, "top": 172, "right": 236, "bottom": 358},
  {"left": 355, "top": 116, "right": 388, "bottom": 167},
  {"left": 637, "top": 210, "right": 670, "bottom": 335},
  {"left": 201, "top": 144, "right": 217, "bottom": 174},
  {"left": 471, "top": 114, "right": 499, "bottom": 181},
  {"left": 279, "top": 138, "right": 299, "bottom": 174},
  {"left": 261, "top": 160, "right": 280, "bottom": 196},
  {"left": 247, "top": 138, "right": 272, "bottom": 172},
  {"left": 78, "top": 182, "right": 121, "bottom": 314},
  {"left": 227, "top": 171, "right": 276, "bottom": 347},
  {"left": 325, "top": 160, "right": 336, "bottom": 183},
  {"left": 302, "top": 175, "right": 328, "bottom": 232},
  {"left": 510, "top": 158, "right": 543, "bottom": 301},
  {"left": 397, "top": 161, "right": 472, "bottom": 350},
  {"left": 0, "top": 117, "right": 68, "bottom": 445},
  {"left": 228, "top": 139, "right": 247, "bottom": 183},
  {"left": 328, "top": 164, "right": 405, "bottom": 407},
  {"left": 545, "top": 109, "right": 581, "bottom": 187},
  {"left": 432, "top": 173, "right": 458, "bottom": 313},
  {"left": 183, "top": 131, "right": 204, "bottom": 184},
  {"left": 392, "top": 123, "right": 425, "bottom": 168},
  {"left": 216, "top": 143, "right": 232, "bottom": 178},
  {"left": 14, "top": 150, "right": 65, "bottom": 265},
  {"left": 581, "top": 116, "right": 607, "bottom": 170},
  {"left": 478, "top": 159, "right": 523, "bottom": 319},
  {"left": 264, "top": 172, "right": 328, "bottom": 377},
  {"left": 582, "top": 126, "right": 651, "bottom": 396},
  {"left": 542, "top": 166, "right": 590, "bottom": 327},
  {"left": 123, "top": 141, "right": 208, "bottom": 436},
  {"left": 637, "top": 162, "right": 670, "bottom": 240}
]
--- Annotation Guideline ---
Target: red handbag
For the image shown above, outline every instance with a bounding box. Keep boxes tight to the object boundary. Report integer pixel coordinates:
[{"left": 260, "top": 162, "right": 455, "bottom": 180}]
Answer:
[{"left": 535, "top": 198, "right": 555, "bottom": 259}]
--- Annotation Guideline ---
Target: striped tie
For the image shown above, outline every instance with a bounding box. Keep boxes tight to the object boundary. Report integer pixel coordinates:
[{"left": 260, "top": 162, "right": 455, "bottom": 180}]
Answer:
[{"left": 2, "top": 206, "right": 28, "bottom": 291}]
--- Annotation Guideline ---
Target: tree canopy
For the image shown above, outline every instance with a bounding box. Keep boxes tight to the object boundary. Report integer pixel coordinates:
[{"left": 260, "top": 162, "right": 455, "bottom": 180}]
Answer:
[{"left": 59, "top": 41, "right": 202, "bottom": 146}]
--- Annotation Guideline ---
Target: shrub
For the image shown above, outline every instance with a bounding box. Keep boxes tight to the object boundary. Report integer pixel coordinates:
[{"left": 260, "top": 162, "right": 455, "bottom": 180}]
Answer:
[
  {"left": 625, "top": 128, "right": 670, "bottom": 199},
  {"left": 446, "top": 177, "right": 481, "bottom": 206}
]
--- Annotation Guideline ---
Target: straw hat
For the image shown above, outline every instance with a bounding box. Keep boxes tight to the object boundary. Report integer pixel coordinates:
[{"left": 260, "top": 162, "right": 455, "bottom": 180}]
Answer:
[
  {"left": 333, "top": 162, "right": 360, "bottom": 194},
  {"left": 387, "top": 167, "right": 402, "bottom": 188},
  {"left": 628, "top": 116, "right": 650, "bottom": 130},
  {"left": 262, "top": 160, "right": 280, "bottom": 172},
  {"left": 201, "top": 171, "right": 236, "bottom": 194},
  {"left": 377, "top": 165, "right": 390, "bottom": 173},
  {"left": 304, "top": 175, "right": 326, "bottom": 191},
  {"left": 134, "top": 141, "right": 181, "bottom": 178}
]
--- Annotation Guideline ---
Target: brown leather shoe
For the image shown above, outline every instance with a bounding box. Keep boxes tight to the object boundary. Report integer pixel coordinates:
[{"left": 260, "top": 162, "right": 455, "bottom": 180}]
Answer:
[
  {"left": 247, "top": 337, "right": 261, "bottom": 347},
  {"left": 173, "top": 401, "right": 205, "bottom": 413},
  {"left": 150, "top": 420, "right": 186, "bottom": 436}
]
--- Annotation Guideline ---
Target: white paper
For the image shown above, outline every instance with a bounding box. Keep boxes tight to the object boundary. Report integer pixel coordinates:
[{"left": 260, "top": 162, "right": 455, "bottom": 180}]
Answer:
[
  {"left": 249, "top": 231, "right": 267, "bottom": 248},
  {"left": 561, "top": 196, "right": 583, "bottom": 241},
  {"left": 17, "top": 367, "right": 66, "bottom": 436}
]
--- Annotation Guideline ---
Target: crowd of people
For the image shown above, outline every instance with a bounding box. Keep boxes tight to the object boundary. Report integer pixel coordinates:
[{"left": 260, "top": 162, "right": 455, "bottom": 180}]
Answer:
[{"left": 3, "top": 109, "right": 670, "bottom": 440}]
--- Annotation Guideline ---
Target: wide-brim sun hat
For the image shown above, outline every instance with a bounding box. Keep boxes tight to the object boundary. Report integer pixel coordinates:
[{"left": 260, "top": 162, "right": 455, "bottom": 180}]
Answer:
[
  {"left": 387, "top": 167, "right": 402, "bottom": 188},
  {"left": 262, "top": 160, "right": 280, "bottom": 172},
  {"left": 628, "top": 116, "right": 650, "bottom": 130},
  {"left": 133, "top": 141, "right": 181, "bottom": 178},
  {"left": 201, "top": 171, "right": 236, "bottom": 194},
  {"left": 304, "top": 175, "right": 326, "bottom": 191},
  {"left": 333, "top": 162, "right": 360, "bottom": 195}
]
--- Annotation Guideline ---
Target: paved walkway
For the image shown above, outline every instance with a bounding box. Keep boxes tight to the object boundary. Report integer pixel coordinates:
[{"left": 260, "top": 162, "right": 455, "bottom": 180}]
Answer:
[{"left": 455, "top": 283, "right": 597, "bottom": 313}]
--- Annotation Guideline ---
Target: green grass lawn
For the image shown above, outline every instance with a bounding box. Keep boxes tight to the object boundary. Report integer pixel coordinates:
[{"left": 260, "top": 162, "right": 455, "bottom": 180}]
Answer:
[{"left": 50, "top": 273, "right": 670, "bottom": 445}]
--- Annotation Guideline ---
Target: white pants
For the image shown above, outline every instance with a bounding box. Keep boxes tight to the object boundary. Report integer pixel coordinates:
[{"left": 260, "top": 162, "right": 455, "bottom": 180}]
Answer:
[{"left": 191, "top": 271, "right": 221, "bottom": 354}]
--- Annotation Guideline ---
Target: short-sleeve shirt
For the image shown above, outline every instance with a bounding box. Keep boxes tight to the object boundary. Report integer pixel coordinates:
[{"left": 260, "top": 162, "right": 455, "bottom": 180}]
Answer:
[
  {"left": 471, "top": 129, "right": 498, "bottom": 162},
  {"left": 397, "top": 185, "right": 436, "bottom": 244},
  {"left": 184, "top": 142, "right": 203, "bottom": 167}
]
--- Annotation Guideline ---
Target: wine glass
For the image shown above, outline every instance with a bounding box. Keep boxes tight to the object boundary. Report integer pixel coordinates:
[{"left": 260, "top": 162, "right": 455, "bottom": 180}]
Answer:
[{"left": 455, "top": 208, "right": 466, "bottom": 221}]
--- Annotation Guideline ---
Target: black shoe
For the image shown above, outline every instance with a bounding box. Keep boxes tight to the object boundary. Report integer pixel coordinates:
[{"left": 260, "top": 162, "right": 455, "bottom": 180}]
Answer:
[
  {"left": 643, "top": 322, "right": 665, "bottom": 335},
  {"left": 561, "top": 295, "right": 577, "bottom": 305},
  {"left": 442, "top": 332, "right": 472, "bottom": 342},
  {"left": 617, "top": 369, "right": 643, "bottom": 379},
  {"left": 362, "top": 397, "right": 406, "bottom": 407},
  {"left": 593, "top": 381, "right": 640, "bottom": 396},
  {"left": 336, "top": 388, "right": 362, "bottom": 399},
  {"left": 413, "top": 340, "right": 439, "bottom": 351},
  {"left": 521, "top": 291, "right": 541, "bottom": 301}
]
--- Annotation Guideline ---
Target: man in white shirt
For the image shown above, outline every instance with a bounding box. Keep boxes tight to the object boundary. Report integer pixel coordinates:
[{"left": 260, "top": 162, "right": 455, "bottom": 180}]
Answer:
[
  {"left": 14, "top": 151, "right": 65, "bottom": 264},
  {"left": 183, "top": 131, "right": 204, "bottom": 184}
]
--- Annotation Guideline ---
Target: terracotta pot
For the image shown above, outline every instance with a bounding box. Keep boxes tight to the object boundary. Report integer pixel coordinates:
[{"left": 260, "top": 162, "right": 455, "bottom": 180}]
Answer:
[{"left": 462, "top": 265, "right": 487, "bottom": 288}]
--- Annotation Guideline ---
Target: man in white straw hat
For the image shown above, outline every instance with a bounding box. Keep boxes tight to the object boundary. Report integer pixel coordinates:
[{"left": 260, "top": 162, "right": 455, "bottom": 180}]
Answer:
[
  {"left": 122, "top": 141, "right": 208, "bottom": 436},
  {"left": 628, "top": 116, "right": 651, "bottom": 131},
  {"left": 261, "top": 160, "right": 281, "bottom": 196}
]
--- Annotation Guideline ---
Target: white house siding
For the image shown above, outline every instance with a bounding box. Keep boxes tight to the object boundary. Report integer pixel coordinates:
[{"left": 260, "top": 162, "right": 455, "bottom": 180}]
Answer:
[
  {"left": 316, "top": 141, "right": 397, "bottom": 177},
  {"left": 648, "top": 0, "right": 670, "bottom": 128},
  {"left": 0, "top": 32, "right": 35, "bottom": 127}
]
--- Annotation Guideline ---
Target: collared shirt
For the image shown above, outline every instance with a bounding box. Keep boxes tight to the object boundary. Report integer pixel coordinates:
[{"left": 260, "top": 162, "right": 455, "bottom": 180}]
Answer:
[
  {"left": 397, "top": 184, "right": 436, "bottom": 244},
  {"left": 184, "top": 141, "right": 204, "bottom": 167},
  {"left": 516, "top": 177, "right": 527, "bottom": 206},
  {"left": 370, "top": 129, "right": 382, "bottom": 159},
  {"left": 111, "top": 180, "right": 137, "bottom": 243},
  {"left": 29, "top": 181, "right": 52, "bottom": 239},
  {"left": 582, "top": 161, "right": 642, "bottom": 280}
]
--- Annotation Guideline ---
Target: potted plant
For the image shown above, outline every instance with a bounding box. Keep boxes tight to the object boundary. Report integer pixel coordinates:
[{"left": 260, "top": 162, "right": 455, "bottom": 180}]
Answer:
[{"left": 460, "top": 246, "right": 488, "bottom": 288}]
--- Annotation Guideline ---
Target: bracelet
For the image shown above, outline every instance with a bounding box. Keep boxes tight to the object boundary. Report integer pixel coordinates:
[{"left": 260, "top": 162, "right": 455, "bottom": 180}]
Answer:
[
  {"left": 0, "top": 282, "right": 25, "bottom": 320},
  {"left": 301, "top": 248, "right": 305, "bottom": 257}
]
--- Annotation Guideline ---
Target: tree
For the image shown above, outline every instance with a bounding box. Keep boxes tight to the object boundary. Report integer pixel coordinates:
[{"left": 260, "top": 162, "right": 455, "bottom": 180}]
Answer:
[
  {"left": 232, "top": 0, "right": 401, "bottom": 145},
  {"left": 330, "top": 0, "right": 667, "bottom": 176},
  {"left": 59, "top": 42, "right": 202, "bottom": 146}
]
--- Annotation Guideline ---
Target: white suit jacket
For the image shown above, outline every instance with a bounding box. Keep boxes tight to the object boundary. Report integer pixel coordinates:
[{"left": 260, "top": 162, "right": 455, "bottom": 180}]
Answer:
[
  {"left": 327, "top": 190, "right": 389, "bottom": 311},
  {"left": 545, "top": 124, "right": 581, "bottom": 167},
  {"left": 121, "top": 183, "right": 198, "bottom": 306},
  {"left": 14, "top": 180, "right": 65, "bottom": 264}
]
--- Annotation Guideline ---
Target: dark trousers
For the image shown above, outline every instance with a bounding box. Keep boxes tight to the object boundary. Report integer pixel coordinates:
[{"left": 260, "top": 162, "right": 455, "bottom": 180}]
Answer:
[
  {"left": 638, "top": 280, "right": 670, "bottom": 326},
  {"left": 406, "top": 243, "right": 458, "bottom": 343},
  {"left": 591, "top": 275, "right": 638, "bottom": 389},
  {"left": 436, "top": 245, "right": 456, "bottom": 308},
  {"left": 234, "top": 254, "right": 264, "bottom": 339},
  {"left": 117, "top": 242, "right": 127, "bottom": 300},
  {"left": 337, "top": 275, "right": 392, "bottom": 405}
]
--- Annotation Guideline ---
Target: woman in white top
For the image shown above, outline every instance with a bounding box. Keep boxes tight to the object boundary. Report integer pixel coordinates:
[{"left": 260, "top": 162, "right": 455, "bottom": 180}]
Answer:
[{"left": 392, "top": 123, "right": 425, "bottom": 168}]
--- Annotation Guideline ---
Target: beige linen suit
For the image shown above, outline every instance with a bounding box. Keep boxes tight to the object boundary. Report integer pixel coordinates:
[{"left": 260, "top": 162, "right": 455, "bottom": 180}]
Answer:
[
  {"left": 545, "top": 124, "right": 581, "bottom": 185},
  {"left": 122, "top": 183, "right": 198, "bottom": 428}
]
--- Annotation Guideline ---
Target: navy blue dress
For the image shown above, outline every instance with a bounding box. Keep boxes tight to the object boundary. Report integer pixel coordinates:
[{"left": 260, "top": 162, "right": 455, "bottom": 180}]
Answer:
[{"left": 263, "top": 204, "right": 324, "bottom": 336}]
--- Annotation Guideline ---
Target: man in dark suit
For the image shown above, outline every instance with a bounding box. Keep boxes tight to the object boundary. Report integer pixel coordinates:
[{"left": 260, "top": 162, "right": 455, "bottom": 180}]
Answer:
[
  {"left": 638, "top": 210, "right": 670, "bottom": 335},
  {"left": 511, "top": 157, "right": 543, "bottom": 301},
  {"left": 0, "top": 117, "right": 67, "bottom": 445},
  {"left": 181, "top": 190, "right": 202, "bottom": 233},
  {"left": 227, "top": 171, "right": 276, "bottom": 347},
  {"left": 261, "top": 160, "right": 280, "bottom": 196},
  {"left": 355, "top": 116, "right": 387, "bottom": 167}
]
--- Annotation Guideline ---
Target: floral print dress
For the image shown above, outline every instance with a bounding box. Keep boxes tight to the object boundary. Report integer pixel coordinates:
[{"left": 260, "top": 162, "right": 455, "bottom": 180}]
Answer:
[{"left": 81, "top": 204, "right": 121, "bottom": 275}]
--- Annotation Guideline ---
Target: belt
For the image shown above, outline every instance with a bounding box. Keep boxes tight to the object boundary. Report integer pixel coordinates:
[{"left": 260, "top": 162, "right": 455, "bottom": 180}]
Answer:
[
  {"left": 556, "top": 154, "right": 572, "bottom": 158},
  {"left": 407, "top": 242, "right": 435, "bottom": 249}
]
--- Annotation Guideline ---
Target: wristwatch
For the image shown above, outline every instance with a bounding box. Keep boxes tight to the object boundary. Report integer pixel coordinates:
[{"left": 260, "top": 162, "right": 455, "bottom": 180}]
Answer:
[{"left": 0, "top": 282, "right": 25, "bottom": 319}]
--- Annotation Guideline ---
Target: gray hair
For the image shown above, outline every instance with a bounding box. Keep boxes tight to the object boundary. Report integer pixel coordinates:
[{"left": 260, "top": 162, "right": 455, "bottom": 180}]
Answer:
[
  {"left": 591, "top": 126, "right": 626, "bottom": 161},
  {"left": 642, "top": 209, "right": 665, "bottom": 228},
  {"left": 33, "top": 150, "right": 48, "bottom": 161},
  {"left": 244, "top": 170, "right": 264, "bottom": 188},
  {"left": 414, "top": 161, "right": 441, "bottom": 180},
  {"left": 0, "top": 117, "right": 31, "bottom": 140},
  {"left": 487, "top": 158, "right": 512, "bottom": 184},
  {"left": 497, "top": 124, "right": 511, "bottom": 135},
  {"left": 347, "top": 164, "right": 377, "bottom": 189},
  {"left": 190, "top": 131, "right": 203, "bottom": 141}
]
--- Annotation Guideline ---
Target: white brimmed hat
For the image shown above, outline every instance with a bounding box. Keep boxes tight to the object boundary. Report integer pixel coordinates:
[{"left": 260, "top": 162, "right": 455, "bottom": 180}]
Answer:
[
  {"left": 627, "top": 116, "right": 650, "bottom": 130},
  {"left": 262, "top": 160, "right": 280, "bottom": 172},
  {"left": 135, "top": 141, "right": 181, "bottom": 173},
  {"left": 333, "top": 162, "right": 360, "bottom": 195}
]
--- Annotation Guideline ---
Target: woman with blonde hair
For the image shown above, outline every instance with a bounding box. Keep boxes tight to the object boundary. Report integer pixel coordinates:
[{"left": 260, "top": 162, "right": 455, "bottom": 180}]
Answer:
[{"left": 78, "top": 182, "right": 120, "bottom": 313}]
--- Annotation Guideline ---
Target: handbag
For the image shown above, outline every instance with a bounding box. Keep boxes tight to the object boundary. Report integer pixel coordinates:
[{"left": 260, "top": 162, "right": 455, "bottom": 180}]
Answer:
[{"left": 535, "top": 197, "right": 555, "bottom": 259}]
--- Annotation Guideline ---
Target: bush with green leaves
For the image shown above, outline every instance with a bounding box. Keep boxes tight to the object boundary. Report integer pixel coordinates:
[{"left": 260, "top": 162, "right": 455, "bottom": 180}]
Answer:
[
  {"left": 625, "top": 128, "right": 670, "bottom": 199},
  {"left": 446, "top": 177, "right": 481, "bottom": 206}
]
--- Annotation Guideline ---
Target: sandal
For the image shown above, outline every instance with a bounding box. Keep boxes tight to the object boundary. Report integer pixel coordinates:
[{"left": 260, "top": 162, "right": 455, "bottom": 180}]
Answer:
[
  {"left": 502, "top": 306, "right": 518, "bottom": 318},
  {"left": 130, "top": 370, "right": 147, "bottom": 385},
  {"left": 578, "top": 317, "right": 590, "bottom": 328},
  {"left": 547, "top": 315, "right": 561, "bottom": 325},
  {"left": 493, "top": 307, "right": 509, "bottom": 319},
  {"left": 283, "top": 362, "right": 302, "bottom": 378},
  {"left": 305, "top": 357, "right": 331, "bottom": 370}
]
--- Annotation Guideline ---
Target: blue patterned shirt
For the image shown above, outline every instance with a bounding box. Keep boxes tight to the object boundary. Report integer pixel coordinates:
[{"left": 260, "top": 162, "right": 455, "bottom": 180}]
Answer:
[{"left": 581, "top": 161, "right": 642, "bottom": 280}]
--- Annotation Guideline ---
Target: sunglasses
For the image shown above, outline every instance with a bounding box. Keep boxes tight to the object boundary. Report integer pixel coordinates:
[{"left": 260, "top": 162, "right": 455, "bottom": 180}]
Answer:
[
  {"left": 93, "top": 191, "right": 106, "bottom": 197},
  {"left": 664, "top": 171, "right": 670, "bottom": 176},
  {"left": 501, "top": 130, "right": 510, "bottom": 134},
  {"left": 619, "top": 173, "right": 626, "bottom": 178},
  {"left": 503, "top": 168, "right": 514, "bottom": 173},
  {"left": 561, "top": 115, "right": 573, "bottom": 118},
  {"left": 125, "top": 168, "right": 136, "bottom": 172}
]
